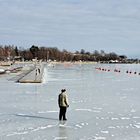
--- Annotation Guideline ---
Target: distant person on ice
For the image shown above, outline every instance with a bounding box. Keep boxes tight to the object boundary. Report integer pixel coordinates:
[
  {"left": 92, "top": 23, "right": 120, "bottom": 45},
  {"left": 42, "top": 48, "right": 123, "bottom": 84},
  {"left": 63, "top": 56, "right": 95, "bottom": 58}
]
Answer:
[{"left": 58, "top": 89, "right": 69, "bottom": 121}]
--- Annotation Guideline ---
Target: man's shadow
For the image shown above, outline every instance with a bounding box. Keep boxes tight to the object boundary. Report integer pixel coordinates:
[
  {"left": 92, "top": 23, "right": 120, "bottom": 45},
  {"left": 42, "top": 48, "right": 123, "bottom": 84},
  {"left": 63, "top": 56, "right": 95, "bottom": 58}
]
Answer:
[{"left": 14, "top": 114, "right": 58, "bottom": 121}]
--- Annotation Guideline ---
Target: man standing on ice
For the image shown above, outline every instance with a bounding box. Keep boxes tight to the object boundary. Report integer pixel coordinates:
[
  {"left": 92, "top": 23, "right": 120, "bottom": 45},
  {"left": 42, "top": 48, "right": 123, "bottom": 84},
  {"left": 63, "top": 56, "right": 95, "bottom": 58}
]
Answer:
[{"left": 58, "top": 89, "right": 69, "bottom": 121}]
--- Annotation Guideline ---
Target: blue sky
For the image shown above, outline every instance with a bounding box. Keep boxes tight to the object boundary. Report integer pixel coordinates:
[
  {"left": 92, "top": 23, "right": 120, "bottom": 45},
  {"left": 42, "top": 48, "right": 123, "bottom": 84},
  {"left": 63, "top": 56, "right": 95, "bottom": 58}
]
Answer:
[{"left": 0, "top": 0, "right": 140, "bottom": 58}]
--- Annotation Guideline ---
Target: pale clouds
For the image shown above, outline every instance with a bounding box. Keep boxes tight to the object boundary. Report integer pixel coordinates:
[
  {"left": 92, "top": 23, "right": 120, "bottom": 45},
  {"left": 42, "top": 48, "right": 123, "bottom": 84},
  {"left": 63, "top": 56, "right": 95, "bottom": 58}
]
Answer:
[{"left": 0, "top": 0, "right": 140, "bottom": 57}]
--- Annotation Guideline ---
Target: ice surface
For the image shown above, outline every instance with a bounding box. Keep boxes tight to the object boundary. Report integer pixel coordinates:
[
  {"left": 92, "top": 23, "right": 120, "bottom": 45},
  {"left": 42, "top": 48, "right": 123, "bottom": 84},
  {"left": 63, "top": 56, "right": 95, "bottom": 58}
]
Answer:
[{"left": 0, "top": 63, "right": 140, "bottom": 139}]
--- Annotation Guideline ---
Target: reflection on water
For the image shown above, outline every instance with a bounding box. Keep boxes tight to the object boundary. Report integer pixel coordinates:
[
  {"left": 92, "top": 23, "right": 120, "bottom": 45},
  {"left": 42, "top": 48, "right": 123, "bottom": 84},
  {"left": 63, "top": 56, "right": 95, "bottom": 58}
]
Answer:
[{"left": 58, "top": 121, "right": 68, "bottom": 140}]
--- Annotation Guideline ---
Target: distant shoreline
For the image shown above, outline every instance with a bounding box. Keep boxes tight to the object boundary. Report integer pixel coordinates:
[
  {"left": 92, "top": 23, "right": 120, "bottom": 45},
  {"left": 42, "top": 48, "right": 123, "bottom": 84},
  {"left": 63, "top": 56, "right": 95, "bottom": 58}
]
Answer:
[
  {"left": 0, "top": 60, "right": 140, "bottom": 68},
  {"left": 49, "top": 61, "right": 98, "bottom": 65}
]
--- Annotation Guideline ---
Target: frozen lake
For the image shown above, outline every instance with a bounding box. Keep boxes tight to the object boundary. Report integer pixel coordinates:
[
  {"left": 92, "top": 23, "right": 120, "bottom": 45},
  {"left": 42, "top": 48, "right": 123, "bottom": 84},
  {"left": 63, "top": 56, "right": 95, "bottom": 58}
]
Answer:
[{"left": 0, "top": 63, "right": 140, "bottom": 140}]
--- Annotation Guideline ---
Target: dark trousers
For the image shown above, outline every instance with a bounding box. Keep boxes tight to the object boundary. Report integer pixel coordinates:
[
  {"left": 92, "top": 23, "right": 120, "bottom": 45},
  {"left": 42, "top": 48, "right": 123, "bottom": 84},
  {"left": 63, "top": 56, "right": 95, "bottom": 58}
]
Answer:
[{"left": 59, "top": 106, "right": 67, "bottom": 120}]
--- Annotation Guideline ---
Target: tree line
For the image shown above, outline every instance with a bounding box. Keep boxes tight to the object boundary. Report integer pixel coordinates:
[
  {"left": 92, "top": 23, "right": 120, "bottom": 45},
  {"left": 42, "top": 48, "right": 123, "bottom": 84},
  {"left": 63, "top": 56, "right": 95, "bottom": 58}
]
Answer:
[{"left": 0, "top": 45, "right": 127, "bottom": 62}]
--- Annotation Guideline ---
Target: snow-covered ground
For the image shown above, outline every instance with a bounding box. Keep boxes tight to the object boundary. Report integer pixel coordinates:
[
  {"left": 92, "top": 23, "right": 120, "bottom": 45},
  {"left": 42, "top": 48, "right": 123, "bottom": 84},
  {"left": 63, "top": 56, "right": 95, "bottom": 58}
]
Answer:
[{"left": 0, "top": 63, "right": 140, "bottom": 140}]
